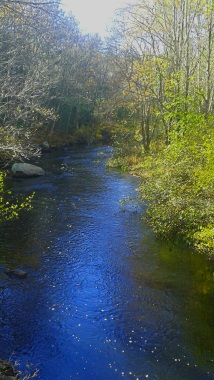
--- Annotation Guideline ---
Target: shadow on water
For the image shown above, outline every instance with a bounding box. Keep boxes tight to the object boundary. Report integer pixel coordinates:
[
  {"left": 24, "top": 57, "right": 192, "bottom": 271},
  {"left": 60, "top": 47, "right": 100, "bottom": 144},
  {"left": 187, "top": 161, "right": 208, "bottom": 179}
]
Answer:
[{"left": 0, "top": 146, "right": 213, "bottom": 380}]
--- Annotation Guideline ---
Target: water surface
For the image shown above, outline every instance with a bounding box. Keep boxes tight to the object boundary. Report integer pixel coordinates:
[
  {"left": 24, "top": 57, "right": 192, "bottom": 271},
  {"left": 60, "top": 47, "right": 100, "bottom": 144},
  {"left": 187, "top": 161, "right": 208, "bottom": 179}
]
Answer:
[{"left": 0, "top": 146, "right": 213, "bottom": 380}]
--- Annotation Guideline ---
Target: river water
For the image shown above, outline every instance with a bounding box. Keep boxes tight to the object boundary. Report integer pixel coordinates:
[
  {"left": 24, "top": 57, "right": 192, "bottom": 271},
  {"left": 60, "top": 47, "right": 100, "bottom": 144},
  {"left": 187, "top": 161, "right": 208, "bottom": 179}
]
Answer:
[{"left": 0, "top": 146, "right": 213, "bottom": 380}]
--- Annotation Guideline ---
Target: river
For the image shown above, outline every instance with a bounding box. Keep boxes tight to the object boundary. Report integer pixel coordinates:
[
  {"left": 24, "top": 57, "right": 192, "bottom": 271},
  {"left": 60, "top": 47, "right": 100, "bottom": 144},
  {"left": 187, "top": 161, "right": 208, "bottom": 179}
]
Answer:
[{"left": 0, "top": 146, "right": 213, "bottom": 380}]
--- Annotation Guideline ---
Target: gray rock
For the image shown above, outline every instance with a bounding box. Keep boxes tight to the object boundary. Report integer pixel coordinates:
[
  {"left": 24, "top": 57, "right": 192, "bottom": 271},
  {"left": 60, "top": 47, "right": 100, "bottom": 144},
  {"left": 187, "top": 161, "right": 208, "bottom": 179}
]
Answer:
[
  {"left": 11, "top": 163, "right": 45, "bottom": 178},
  {"left": 4, "top": 268, "right": 28, "bottom": 279}
]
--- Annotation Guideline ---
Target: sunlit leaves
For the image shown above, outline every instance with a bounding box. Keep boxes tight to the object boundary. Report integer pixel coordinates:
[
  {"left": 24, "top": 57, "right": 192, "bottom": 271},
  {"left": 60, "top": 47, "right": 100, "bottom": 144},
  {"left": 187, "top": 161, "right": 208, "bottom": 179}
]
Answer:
[
  {"left": 139, "top": 115, "right": 214, "bottom": 253},
  {"left": 0, "top": 172, "right": 34, "bottom": 221}
]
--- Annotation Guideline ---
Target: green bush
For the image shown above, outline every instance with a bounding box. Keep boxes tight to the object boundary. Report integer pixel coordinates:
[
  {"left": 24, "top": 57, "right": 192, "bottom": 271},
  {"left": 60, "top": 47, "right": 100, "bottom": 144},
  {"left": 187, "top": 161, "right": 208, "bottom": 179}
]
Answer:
[
  {"left": 140, "top": 115, "right": 214, "bottom": 253},
  {"left": 0, "top": 172, "right": 34, "bottom": 221}
]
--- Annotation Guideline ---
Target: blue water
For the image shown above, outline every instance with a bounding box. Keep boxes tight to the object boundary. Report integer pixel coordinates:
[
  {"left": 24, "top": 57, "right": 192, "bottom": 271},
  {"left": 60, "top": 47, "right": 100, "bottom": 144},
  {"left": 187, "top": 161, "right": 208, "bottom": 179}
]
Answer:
[{"left": 0, "top": 146, "right": 213, "bottom": 379}]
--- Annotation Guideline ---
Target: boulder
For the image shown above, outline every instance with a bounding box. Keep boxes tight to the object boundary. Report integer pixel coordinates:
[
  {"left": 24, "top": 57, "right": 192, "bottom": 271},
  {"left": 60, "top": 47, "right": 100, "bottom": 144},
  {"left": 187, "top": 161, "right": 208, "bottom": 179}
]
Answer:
[
  {"left": 11, "top": 163, "right": 45, "bottom": 178},
  {"left": 4, "top": 269, "right": 28, "bottom": 279}
]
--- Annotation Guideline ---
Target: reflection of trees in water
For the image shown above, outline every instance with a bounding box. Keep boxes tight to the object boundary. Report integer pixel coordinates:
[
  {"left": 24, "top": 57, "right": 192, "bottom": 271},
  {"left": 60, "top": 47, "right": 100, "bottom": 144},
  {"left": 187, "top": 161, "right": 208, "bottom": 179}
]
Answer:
[{"left": 135, "top": 242, "right": 214, "bottom": 362}]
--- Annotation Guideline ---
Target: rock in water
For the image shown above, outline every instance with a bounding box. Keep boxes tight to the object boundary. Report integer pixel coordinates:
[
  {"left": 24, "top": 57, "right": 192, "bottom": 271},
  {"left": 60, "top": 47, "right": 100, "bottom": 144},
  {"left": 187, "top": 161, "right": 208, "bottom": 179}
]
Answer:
[
  {"left": 4, "top": 268, "right": 28, "bottom": 279},
  {"left": 11, "top": 163, "right": 45, "bottom": 178},
  {"left": 40, "top": 141, "right": 51, "bottom": 153}
]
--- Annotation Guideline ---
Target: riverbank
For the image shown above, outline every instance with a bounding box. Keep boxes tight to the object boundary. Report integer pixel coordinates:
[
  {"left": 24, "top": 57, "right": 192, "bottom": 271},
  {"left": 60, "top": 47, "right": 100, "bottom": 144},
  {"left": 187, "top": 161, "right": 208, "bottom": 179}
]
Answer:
[
  {"left": 32, "top": 124, "right": 113, "bottom": 151},
  {"left": 0, "top": 359, "right": 38, "bottom": 379},
  {"left": 0, "top": 360, "right": 18, "bottom": 379},
  {"left": 107, "top": 131, "right": 214, "bottom": 255}
]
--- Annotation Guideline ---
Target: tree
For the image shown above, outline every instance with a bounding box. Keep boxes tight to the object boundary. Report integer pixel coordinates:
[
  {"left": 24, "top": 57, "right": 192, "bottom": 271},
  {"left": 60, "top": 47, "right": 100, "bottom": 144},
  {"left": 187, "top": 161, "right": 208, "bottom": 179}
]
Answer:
[
  {"left": 0, "top": 0, "right": 63, "bottom": 161},
  {"left": 107, "top": 0, "right": 214, "bottom": 251},
  {"left": 108, "top": 0, "right": 214, "bottom": 148}
]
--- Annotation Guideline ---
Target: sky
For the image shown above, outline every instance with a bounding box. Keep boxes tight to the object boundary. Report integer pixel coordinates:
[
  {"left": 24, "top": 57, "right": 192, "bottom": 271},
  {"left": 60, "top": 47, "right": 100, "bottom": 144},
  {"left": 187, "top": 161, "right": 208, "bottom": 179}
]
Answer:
[{"left": 60, "top": 0, "right": 130, "bottom": 37}]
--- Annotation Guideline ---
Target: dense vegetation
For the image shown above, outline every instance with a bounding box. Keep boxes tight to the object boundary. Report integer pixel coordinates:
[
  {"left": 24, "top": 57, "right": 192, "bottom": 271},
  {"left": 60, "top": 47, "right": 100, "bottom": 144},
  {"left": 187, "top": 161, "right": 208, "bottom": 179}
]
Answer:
[
  {"left": 0, "top": 0, "right": 213, "bottom": 253},
  {"left": 106, "top": 0, "right": 214, "bottom": 254}
]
